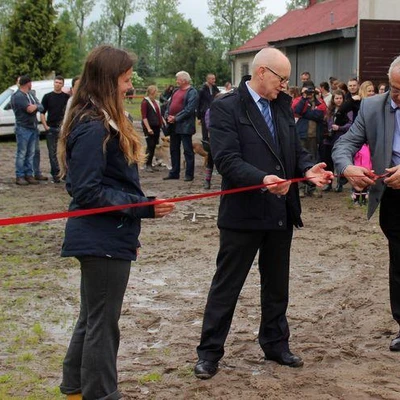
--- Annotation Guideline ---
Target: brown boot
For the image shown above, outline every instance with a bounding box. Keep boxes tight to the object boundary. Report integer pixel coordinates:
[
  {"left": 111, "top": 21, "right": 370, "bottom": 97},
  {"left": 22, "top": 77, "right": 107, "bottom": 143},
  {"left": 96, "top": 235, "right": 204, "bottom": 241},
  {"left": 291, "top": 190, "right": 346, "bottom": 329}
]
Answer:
[
  {"left": 16, "top": 177, "right": 29, "bottom": 185},
  {"left": 34, "top": 174, "right": 48, "bottom": 181},
  {"left": 66, "top": 395, "right": 82, "bottom": 400},
  {"left": 25, "top": 176, "right": 39, "bottom": 185}
]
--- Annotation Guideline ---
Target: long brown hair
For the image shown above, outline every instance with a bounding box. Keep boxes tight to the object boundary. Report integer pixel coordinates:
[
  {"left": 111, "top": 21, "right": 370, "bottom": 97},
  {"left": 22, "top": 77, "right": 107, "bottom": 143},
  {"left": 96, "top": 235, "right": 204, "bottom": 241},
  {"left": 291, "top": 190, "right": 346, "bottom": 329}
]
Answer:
[
  {"left": 326, "top": 89, "right": 345, "bottom": 119},
  {"left": 58, "top": 45, "right": 143, "bottom": 177}
]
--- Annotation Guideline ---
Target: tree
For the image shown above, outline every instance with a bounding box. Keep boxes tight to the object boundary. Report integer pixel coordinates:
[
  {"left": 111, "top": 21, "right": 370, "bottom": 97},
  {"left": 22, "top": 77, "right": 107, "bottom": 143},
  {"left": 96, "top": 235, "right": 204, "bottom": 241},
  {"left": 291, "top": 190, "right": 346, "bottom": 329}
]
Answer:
[
  {"left": 207, "top": 0, "right": 265, "bottom": 52},
  {"left": 0, "top": 0, "right": 16, "bottom": 38},
  {"left": 259, "top": 13, "right": 279, "bottom": 32},
  {"left": 0, "top": 0, "right": 64, "bottom": 89},
  {"left": 286, "top": 0, "right": 323, "bottom": 10},
  {"left": 57, "top": 10, "right": 83, "bottom": 77},
  {"left": 104, "top": 0, "right": 138, "bottom": 48},
  {"left": 165, "top": 26, "right": 217, "bottom": 86},
  {"left": 86, "top": 16, "right": 115, "bottom": 49},
  {"left": 66, "top": 0, "right": 95, "bottom": 50},
  {"left": 122, "top": 23, "right": 150, "bottom": 59},
  {"left": 144, "top": 0, "right": 180, "bottom": 75}
]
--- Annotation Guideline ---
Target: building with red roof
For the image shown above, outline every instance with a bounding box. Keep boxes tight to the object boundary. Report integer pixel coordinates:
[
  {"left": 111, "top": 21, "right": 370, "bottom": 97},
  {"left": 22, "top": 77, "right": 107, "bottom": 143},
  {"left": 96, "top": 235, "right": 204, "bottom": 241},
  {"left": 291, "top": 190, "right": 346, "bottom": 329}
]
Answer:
[{"left": 229, "top": 0, "right": 400, "bottom": 88}]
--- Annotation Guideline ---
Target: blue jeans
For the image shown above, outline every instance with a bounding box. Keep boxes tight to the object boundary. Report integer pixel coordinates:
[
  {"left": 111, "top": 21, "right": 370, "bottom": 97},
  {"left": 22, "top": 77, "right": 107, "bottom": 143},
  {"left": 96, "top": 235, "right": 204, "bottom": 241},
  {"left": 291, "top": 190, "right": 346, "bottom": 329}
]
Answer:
[
  {"left": 46, "top": 127, "right": 60, "bottom": 179},
  {"left": 15, "top": 125, "right": 37, "bottom": 178},
  {"left": 34, "top": 131, "right": 42, "bottom": 176}
]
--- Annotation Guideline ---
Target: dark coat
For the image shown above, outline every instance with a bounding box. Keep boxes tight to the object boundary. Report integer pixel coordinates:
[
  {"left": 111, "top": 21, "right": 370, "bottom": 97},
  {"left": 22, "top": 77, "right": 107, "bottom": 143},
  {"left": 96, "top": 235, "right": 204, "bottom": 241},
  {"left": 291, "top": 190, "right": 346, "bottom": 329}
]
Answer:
[
  {"left": 61, "top": 118, "right": 155, "bottom": 261},
  {"left": 197, "top": 83, "right": 220, "bottom": 119},
  {"left": 209, "top": 75, "right": 314, "bottom": 231},
  {"left": 165, "top": 86, "right": 198, "bottom": 135}
]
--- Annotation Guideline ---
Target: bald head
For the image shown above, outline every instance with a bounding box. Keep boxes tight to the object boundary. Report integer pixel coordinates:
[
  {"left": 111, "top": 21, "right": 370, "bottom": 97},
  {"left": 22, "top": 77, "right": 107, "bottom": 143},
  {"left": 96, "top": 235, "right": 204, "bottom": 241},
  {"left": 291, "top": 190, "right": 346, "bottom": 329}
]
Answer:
[
  {"left": 252, "top": 47, "right": 290, "bottom": 75},
  {"left": 249, "top": 47, "right": 291, "bottom": 101}
]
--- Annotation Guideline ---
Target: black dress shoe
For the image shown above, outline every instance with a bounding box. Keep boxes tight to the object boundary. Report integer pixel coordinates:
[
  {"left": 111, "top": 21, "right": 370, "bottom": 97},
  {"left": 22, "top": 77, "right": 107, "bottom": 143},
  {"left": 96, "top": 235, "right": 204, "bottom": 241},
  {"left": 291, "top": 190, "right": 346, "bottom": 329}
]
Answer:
[
  {"left": 390, "top": 333, "right": 400, "bottom": 351},
  {"left": 194, "top": 359, "right": 218, "bottom": 379},
  {"left": 184, "top": 176, "right": 194, "bottom": 182},
  {"left": 163, "top": 176, "right": 179, "bottom": 180},
  {"left": 264, "top": 350, "right": 304, "bottom": 368}
]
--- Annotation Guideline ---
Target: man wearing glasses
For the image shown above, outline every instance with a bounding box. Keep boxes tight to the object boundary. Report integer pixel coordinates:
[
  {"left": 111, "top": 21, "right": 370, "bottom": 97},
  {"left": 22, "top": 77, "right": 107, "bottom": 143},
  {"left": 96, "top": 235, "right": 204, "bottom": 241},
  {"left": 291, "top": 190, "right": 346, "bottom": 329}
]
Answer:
[
  {"left": 333, "top": 55, "right": 400, "bottom": 353},
  {"left": 194, "top": 47, "right": 333, "bottom": 379}
]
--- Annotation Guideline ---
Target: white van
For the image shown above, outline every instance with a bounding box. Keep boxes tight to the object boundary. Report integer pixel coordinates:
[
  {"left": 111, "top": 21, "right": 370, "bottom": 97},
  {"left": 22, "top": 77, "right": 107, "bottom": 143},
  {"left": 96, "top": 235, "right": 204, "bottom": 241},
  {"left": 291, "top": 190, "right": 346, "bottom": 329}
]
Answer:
[{"left": 0, "top": 79, "right": 72, "bottom": 136}]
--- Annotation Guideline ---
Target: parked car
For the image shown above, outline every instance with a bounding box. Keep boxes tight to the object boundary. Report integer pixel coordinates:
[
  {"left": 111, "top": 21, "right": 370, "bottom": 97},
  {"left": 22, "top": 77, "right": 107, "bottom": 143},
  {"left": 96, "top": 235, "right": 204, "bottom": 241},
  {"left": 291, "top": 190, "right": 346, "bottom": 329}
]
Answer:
[{"left": 0, "top": 79, "right": 72, "bottom": 137}]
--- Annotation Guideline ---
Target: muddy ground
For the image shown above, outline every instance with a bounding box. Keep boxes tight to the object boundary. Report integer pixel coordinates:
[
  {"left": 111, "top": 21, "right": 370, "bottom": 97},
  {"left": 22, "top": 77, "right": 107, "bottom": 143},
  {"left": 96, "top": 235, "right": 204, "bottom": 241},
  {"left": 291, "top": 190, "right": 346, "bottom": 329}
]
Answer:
[{"left": 1, "top": 132, "right": 400, "bottom": 400}]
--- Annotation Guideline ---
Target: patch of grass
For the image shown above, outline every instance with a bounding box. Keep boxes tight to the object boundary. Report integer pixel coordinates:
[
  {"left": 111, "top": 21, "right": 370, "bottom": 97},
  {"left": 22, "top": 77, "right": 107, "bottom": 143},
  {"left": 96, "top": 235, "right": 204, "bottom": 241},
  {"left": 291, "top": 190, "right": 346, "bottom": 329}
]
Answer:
[
  {"left": 137, "top": 371, "right": 162, "bottom": 385},
  {"left": 0, "top": 374, "right": 12, "bottom": 383},
  {"left": 18, "top": 352, "right": 34, "bottom": 362}
]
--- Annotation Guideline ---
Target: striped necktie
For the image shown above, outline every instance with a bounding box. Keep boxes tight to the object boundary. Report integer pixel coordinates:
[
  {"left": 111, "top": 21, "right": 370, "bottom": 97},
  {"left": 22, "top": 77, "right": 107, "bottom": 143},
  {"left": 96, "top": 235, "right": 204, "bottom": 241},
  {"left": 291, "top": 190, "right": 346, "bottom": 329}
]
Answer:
[{"left": 259, "top": 98, "right": 275, "bottom": 142}]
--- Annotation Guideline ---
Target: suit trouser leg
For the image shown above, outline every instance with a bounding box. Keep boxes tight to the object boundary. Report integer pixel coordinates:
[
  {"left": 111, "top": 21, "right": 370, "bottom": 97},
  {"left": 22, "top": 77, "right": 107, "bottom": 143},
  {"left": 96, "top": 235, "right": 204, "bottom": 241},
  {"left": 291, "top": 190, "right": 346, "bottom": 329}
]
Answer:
[
  {"left": 197, "top": 229, "right": 260, "bottom": 362},
  {"left": 258, "top": 228, "right": 293, "bottom": 352},
  {"left": 380, "top": 188, "right": 400, "bottom": 325}
]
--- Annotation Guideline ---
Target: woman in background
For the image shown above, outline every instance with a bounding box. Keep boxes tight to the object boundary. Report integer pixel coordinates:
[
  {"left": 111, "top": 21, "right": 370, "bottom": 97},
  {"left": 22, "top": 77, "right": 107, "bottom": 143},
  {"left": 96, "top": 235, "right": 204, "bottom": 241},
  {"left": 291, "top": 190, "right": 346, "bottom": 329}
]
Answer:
[
  {"left": 159, "top": 84, "right": 175, "bottom": 116},
  {"left": 58, "top": 45, "right": 175, "bottom": 400},
  {"left": 321, "top": 89, "right": 353, "bottom": 192},
  {"left": 141, "top": 85, "right": 164, "bottom": 172},
  {"left": 352, "top": 80, "right": 375, "bottom": 205}
]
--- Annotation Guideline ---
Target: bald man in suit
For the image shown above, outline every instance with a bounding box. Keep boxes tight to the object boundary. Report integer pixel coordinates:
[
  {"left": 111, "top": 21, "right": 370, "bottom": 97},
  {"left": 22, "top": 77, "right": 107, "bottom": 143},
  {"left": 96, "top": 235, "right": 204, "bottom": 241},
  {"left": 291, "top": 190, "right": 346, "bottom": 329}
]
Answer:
[{"left": 332, "top": 55, "right": 400, "bottom": 351}]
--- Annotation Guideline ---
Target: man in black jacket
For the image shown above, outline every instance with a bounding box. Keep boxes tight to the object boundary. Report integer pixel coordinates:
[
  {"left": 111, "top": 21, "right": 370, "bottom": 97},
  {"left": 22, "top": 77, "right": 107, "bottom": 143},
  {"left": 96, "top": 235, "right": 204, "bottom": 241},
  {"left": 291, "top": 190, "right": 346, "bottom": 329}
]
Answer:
[
  {"left": 194, "top": 47, "right": 333, "bottom": 379},
  {"left": 197, "top": 73, "right": 219, "bottom": 141}
]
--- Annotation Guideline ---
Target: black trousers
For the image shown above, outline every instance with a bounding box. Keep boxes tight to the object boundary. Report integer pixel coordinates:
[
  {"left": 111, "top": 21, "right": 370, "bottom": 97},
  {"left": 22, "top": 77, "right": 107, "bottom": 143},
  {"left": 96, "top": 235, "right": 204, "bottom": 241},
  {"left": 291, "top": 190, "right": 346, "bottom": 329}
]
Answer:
[
  {"left": 60, "top": 256, "right": 131, "bottom": 400},
  {"left": 145, "top": 127, "right": 160, "bottom": 167},
  {"left": 168, "top": 128, "right": 194, "bottom": 179},
  {"left": 46, "top": 127, "right": 60, "bottom": 179},
  {"left": 380, "top": 188, "right": 400, "bottom": 325},
  {"left": 197, "top": 227, "right": 293, "bottom": 363}
]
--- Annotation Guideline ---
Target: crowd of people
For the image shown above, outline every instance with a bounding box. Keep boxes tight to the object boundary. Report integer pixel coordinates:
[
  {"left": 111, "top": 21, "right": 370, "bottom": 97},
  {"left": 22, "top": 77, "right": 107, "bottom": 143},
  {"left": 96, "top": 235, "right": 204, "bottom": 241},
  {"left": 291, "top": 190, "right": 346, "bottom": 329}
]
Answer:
[{"left": 8, "top": 44, "right": 400, "bottom": 398}]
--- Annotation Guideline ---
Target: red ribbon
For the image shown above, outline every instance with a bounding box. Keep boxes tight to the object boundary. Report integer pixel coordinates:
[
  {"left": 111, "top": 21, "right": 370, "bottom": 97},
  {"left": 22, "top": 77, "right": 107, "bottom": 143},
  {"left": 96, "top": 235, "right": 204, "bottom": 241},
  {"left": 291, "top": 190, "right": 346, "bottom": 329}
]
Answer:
[{"left": 0, "top": 173, "right": 386, "bottom": 227}]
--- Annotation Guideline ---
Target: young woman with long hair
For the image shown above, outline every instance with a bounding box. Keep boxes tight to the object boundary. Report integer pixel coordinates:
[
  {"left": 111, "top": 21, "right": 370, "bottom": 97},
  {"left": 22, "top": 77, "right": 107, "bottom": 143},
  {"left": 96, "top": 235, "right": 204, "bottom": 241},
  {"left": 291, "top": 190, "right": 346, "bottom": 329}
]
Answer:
[
  {"left": 320, "top": 89, "right": 353, "bottom": 191},
  {"left": 58, "top": 45, "right": 175, "bottom": 400}
]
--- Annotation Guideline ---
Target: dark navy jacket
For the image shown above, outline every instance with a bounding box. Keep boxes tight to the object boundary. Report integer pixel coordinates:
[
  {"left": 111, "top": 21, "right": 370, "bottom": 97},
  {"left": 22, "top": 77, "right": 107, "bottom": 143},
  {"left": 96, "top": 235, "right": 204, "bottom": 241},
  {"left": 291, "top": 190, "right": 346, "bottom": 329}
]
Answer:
[
  {"left": 61, "top": 118, "right": 155, "bottom": 261},
  {"left": 209, "top": 76, "right": 314, "bottom": 231}
]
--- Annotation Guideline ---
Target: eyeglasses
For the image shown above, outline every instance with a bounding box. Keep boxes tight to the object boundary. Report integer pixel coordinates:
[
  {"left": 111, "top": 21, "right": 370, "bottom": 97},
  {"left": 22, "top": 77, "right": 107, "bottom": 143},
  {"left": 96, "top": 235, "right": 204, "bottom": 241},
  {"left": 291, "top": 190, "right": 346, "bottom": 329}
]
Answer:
[
  {"left": 391, "top": 85, "right": 400, "bottom": 95},
  {"left": 261, "top": 65, "right": 289, "bottom": 84}
]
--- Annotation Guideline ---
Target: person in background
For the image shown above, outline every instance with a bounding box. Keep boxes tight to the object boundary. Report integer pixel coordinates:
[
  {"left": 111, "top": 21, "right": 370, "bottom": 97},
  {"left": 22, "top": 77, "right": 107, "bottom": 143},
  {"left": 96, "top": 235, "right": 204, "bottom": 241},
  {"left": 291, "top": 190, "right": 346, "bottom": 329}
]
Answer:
[
  {"left": 64, "top": 76, "right": 80, "bottom": 118},
  {"left": 329, "top": 77, "right": 339, "bottom": 91},
  {"left": 202, "top": 92, "right": 224, "bottom": 189},
  {"left": 40, "top": 75, "right": 70, "bottom": 183},
  {"left": 300, "top": 71, "right": 311, "bottom": 82},
  {"left": 292, "top": 80, "right": 327, "bottom": 197},
  {"left": 159, "top": 84, "right": 174, "bottom": 116},
  {"left": 163, "top": 71, "right": 198, "bottom": 182},
  {"left": 319, "top": 81, "right": 332, "bottom": 106},
  {"left": 378, "top": 82, "right": 389, "bottom": 94},
  {"left": 141, "top": 85, "right": 163, "bottom": 172},
  {"left": 320, "top": 89, "right": 353, "bottom": 192},
  {"left": 57, "top": 45, "right": 175, "bottom": 400},
  {"left": 223, "top": 81, "right": 233, "bottom": 93},
  {"left": 351, "top": 80, "right": 375, "bottom": 205},
  {"left": 288, "top": 86, "right": 300, "bottom": 100},
  {"left": 197, "top": 73, "right": 220, "bottom": 142},
  {"left": 11, "top": 75, "right": 45, "bottom": 185},
  {"left": 194, "top": 47, "right": 332, "bottom": 380},
  {"left": 332, "top": 55, "right": 400, "bottom": 353}
]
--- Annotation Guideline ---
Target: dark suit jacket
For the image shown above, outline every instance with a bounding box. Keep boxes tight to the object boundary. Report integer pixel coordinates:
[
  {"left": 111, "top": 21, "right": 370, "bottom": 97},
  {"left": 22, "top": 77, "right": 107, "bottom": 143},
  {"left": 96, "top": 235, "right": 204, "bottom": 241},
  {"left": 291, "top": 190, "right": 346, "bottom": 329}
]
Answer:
[
  {"left": 209, "top": 75, "right": 314, "bottom": 231},
  {"left": 332, "top": 92, "right": 394, "bottom": 219}
]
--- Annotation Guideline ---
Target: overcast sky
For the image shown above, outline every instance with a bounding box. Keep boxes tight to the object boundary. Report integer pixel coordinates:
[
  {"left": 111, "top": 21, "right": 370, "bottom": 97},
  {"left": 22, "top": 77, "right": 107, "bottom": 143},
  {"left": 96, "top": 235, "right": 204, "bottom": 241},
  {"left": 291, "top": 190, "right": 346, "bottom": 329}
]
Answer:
[{"left": 91, "top": 0, "right": 288, "bottom": 35}]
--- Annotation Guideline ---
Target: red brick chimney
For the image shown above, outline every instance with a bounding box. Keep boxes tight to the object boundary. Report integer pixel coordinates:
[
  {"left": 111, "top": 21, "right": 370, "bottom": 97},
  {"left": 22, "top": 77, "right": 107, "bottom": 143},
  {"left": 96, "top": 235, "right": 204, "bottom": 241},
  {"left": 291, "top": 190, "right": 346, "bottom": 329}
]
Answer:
[{"left": 308, "top": 0, "right": 318, "bottom": 7}]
